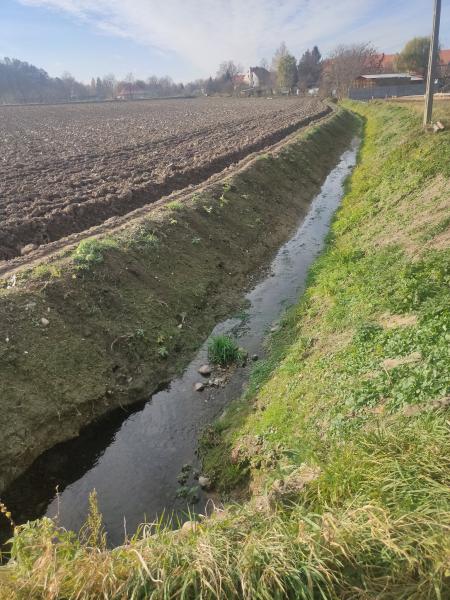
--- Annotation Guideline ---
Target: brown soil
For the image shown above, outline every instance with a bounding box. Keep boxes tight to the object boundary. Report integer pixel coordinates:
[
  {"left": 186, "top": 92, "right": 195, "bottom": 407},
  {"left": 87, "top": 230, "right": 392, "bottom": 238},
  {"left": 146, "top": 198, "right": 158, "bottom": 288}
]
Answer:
[{"left": 0, "top": 97, "right": 328, "bottom": 259}]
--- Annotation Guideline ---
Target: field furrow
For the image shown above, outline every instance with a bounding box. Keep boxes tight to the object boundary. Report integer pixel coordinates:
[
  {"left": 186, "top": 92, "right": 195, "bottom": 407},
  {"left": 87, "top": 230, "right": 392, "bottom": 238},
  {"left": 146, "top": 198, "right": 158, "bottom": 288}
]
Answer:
[{"left": 0, "top": 97, "right": 326, "bottom": 259}]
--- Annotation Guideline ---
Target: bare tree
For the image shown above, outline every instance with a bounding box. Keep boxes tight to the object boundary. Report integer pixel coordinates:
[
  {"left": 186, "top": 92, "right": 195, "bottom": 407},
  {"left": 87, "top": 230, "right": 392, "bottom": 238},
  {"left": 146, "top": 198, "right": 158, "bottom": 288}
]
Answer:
[
  {"left": 323, "top": 43, "right": 380, "bottom": 98},
  {"left": 216, "top": 61, "right": 242, "bottom": 80},
  {"left": 215, "top": 61, "right": 242, "bottom": 94},
  {"left": 102, "top": 73, "right": 117, "bottom": 99}
]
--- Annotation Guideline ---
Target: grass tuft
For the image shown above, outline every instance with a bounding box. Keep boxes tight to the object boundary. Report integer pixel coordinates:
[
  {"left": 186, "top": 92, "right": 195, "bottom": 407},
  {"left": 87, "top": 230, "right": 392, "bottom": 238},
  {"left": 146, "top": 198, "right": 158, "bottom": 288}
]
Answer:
[
  {"left": 72, "top": 237, "right": 118, "bottom": 269},
  {"left": 208, "top": 335, "right": 246, "bottom": 367}
]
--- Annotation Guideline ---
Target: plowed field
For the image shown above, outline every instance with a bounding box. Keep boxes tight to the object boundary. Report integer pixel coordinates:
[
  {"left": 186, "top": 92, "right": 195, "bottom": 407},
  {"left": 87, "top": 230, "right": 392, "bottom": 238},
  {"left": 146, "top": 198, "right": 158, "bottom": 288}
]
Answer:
[{"left": 0, "top": 97, "right": 327, "bottom": 259}]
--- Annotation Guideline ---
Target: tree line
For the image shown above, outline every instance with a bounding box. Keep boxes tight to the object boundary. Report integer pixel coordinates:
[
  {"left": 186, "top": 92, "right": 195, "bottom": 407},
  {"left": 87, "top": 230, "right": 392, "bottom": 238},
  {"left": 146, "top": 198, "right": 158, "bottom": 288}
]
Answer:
[
  {"left": 194, "top": 36, "right": 441, "bottom": 99},
  {"left": 0, "top": 60, "right": 190, "bottom": 104},
  {"left": 0, "top": 36, "right": 442, "bottom": 104}
]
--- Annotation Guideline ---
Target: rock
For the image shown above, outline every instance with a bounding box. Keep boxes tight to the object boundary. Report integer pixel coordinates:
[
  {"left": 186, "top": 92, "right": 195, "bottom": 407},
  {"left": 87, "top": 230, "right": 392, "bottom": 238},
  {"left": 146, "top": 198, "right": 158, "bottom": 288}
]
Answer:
[
  {"left": 198, "top": 364, "right": 212, "bottom": 376},
  {"left": 180, "top": 520, "right": 198, "bottom": 535},
  {"left": 270, "top": 327, "right": 278, "bottom": 333},
  {"left": 20, "top": 243, "right": 38, "bottom": 256},
  {"left": 198, "top": 475, "right": 211, "bottom": 489},
  {"left": 209, "top": 377, "right": 226, "bottom": 388},
  {"left": 251, "top": 354, "right": 259, "bottom": 361},
  {"left": 194, "top": 382, "right": 205, "bottom": 392},
  {"left": 40, "top": 318, "right": 49, "bottom": 327}
]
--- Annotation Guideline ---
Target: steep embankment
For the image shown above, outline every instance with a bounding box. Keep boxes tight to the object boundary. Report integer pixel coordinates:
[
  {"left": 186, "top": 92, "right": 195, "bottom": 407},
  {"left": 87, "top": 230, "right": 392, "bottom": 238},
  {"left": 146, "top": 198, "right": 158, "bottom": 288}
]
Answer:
[
  {"left": 0, "top": 108, "right": 356, "bottom": 495},
  {"left": 2, "top": 101, "right": 448, "bottom": 599}
]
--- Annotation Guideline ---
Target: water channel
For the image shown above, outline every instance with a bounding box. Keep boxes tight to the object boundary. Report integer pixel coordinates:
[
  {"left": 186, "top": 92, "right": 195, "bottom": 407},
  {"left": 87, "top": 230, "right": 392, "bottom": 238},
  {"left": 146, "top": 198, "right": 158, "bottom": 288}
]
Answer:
[{"left": 2, "top": 137, "right": 359, "bottom": 547}]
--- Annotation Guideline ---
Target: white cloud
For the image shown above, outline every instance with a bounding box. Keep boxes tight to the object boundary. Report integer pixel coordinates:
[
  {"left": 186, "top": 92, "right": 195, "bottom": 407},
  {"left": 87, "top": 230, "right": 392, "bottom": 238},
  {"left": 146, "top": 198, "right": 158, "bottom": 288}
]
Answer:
[{"left": 20, "top": 0, "right": 437, "bottom": 77}]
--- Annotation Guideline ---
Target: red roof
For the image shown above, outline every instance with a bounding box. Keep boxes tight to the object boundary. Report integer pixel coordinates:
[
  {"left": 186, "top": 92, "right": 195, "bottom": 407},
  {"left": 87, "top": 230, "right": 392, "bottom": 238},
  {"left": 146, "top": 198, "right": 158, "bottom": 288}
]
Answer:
[
  {"left": 379, "top": 53, "right": 396, "bottom": 68},
  {"left": 378, "top": 50, "right": 450, "bottom": 68},
  {"left": 232, "top": 74, "right": 246, "bottom": 85},
  {"left": 439, "top": 49, "right": 450, "bottom": 65}
]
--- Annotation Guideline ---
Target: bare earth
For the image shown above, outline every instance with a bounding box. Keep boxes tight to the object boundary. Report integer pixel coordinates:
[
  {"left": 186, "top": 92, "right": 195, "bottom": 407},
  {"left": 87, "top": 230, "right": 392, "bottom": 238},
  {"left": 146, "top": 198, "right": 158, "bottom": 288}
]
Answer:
[{"left": 0, "top": 97, "right": 327, "bottom": 259}]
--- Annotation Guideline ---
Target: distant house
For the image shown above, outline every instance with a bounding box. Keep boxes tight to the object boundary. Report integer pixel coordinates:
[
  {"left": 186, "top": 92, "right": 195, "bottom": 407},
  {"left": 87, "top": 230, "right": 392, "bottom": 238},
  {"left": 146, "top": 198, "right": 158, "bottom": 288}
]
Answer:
[
  {"left": 116, "top": 82, "right": 148, "bottom": 100},
  {"left": 377, "top": 50, "right": 450, "bottom": 74},
  {"left": 440, "top": 49, "right": 450, "bottom": 66},
  {"left": 116, "top": 83, "right": 140, "bottom": 100},
  {"left": 245, "top": 67, "right": 272, "bottom": 89},
  {"left": 232, "top": 74, "right": 247, "bottom": 90},
  {"left": 437, "top": 49, "right": 450, "bottom": 80},
  {"left": 353, "top": 73, "right": 424, "bottom": 88},
  {"left": 378, "top": 53, "right": 397, "bottom": 72},
  {"left": 349, "top": 73, "right": 425, "bottom": 100}
]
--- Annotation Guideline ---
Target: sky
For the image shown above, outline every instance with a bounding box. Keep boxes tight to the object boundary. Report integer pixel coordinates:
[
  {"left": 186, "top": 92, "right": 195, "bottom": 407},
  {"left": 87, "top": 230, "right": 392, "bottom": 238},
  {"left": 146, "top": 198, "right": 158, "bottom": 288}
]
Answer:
[{"left": 1, "top": 0, "right": 449, "bottom": 83}]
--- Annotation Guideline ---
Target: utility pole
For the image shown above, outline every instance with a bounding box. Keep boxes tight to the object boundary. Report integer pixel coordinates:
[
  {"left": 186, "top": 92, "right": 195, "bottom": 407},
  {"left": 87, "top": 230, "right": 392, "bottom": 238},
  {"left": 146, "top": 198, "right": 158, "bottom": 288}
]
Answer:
[{"left": 423, "top": 0, "right": 441, "bottom": 127}]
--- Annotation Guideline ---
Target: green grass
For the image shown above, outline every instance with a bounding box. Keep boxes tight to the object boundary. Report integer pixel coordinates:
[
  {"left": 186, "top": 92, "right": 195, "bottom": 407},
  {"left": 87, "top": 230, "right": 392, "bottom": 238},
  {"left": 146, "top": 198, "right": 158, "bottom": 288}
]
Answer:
[
  {"left": 72, "top": 237, "right": 118, "bottom": 269},
  {"left": 1, "top": 103, "right": 449, "bottom": 599},
  {"left": 207, "top": 334, "right": 245, "bottom": 367},
  {"left": 125, "top": 224, "right": 159, "bottom": 252},
  {"left": 29, "top": 263, "right": 62, "bottom": 280},
  {"left": 164, "top": 199, "right": 184, "bottom": 211}
]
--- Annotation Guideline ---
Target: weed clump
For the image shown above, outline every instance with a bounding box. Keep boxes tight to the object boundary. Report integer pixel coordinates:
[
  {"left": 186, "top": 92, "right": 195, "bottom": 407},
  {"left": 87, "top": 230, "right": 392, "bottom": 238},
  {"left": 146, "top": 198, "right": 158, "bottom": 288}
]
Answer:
[
  {"left": 73, "top": 237, "right": 118, "bottom": 269},
  {"left": 208, "top": 335, "right": 246, "bottom": 367}
]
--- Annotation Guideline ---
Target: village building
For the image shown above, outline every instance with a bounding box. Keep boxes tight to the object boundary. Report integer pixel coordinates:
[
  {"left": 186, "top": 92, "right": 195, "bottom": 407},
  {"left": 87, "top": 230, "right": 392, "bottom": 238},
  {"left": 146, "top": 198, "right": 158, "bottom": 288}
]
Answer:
[
  {"left": 349, "top": 49, "right": 450, "bottom": 100},
  {"left": 353, "top": 73, "right": 424, "bottom": 88},
  {"left": 244, "top": 66, "right": 272, "bottom": 89}
]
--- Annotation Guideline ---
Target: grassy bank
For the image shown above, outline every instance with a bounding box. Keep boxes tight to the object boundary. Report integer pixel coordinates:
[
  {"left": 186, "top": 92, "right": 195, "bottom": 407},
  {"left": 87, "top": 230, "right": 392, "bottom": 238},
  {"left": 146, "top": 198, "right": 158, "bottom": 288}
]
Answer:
[
  {"left": 0, "top": 108, "right": 356, "bottom": 496},
  {"left": 1, "top": 101, "right": 449, "bottom": 599}
]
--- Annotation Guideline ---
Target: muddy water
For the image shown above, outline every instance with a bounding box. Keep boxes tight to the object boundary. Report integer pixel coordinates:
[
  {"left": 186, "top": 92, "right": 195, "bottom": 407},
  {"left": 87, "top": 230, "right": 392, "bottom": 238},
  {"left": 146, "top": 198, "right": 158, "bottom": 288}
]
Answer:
[{"left": 2, "top": 138, "right": 359, "bottom": 546}]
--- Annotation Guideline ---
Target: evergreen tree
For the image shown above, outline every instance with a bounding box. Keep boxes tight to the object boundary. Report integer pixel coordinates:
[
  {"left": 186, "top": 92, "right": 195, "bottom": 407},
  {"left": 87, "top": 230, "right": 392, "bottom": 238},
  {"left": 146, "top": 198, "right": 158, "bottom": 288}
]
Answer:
[{"left": 297, "top": 46, "right": 322, "bottom": 89}]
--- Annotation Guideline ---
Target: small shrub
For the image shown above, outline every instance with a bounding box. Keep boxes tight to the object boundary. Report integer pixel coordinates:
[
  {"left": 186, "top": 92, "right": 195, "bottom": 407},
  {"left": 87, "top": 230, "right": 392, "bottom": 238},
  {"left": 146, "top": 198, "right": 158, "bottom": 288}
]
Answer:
[
  {"left": 30, "top": 263, "right": 62, "bottom": 280},
  {"left": 73, "top": 237, "right": 117, "bottom": 269},
  {"left": 165, "top": 200, "right": 184, "bottom": 211},
  {"left": 208, "top": 335, "right": 245, "bottom": 367}
]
